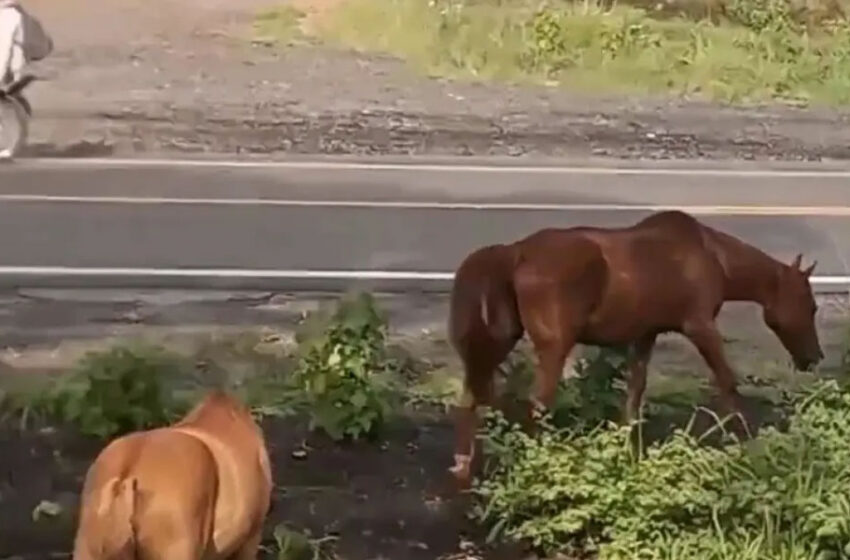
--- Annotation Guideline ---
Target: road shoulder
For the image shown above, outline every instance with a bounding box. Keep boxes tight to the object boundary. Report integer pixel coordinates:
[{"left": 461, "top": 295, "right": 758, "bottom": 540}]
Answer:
[{"left": 20, "top": 0, "right": 850, "bottom": 162}]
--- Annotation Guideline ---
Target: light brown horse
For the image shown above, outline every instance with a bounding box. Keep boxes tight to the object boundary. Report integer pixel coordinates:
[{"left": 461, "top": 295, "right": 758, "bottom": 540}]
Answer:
[
  {"left": 72, "top": 390, "right": 273, "bottom": 560},
  {"left": 448, "top": 210, "right": 823, "bottom": 487}
]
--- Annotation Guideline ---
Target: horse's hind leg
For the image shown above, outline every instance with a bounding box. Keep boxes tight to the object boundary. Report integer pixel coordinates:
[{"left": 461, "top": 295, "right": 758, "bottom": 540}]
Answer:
[
  {"left": 683, "top": 319, "right": 750, "bottom": 438},
  {"left": 451, "top": 336, "right": 517, "bottom": 488},
  {"left": 228, "top": 527, "right": 263, "bottom": 560}
]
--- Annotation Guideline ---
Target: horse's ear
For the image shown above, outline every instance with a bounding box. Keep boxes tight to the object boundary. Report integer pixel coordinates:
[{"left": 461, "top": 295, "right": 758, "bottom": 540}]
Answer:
[
  {"left": 803, "top": 260, "right": 817, "bottom": 278},
  {"left": 790, "top": 253, "right": 803, "bottom": 270}
]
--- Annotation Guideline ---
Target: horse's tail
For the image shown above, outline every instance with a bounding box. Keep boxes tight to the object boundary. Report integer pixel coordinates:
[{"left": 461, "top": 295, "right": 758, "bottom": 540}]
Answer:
[
  {"left": 448, "top": 243, "right": 523, "bottom": 357},
  {"left": 76, "top": 476, "right": 139, "bottom": 560},
  {"left": 448, "top": 243, "right": 524, "bottom": 482}
]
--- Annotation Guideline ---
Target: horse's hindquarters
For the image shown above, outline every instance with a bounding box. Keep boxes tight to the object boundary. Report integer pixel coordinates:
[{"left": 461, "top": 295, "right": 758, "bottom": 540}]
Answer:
[
  {"left": 74, "top": 430, "right": 218, "bottom": 560},
  {"left": 172, "top": 425, "right": 272, "bottom": 556}
]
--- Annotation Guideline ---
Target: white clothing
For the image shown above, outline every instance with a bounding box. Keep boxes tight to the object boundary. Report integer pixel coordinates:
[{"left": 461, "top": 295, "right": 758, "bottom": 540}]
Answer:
[{"left": 0, "top": 1, "right": 23, "bottom": 86}]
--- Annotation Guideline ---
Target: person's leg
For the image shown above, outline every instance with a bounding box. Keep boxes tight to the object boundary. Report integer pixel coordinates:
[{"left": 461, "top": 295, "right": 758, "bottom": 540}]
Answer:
[
  {"left": 0, "top": 7, "right": 23, "bottom": 161},
  {"left": 0, "top": 7, "right": 22, "bottom": 89}
]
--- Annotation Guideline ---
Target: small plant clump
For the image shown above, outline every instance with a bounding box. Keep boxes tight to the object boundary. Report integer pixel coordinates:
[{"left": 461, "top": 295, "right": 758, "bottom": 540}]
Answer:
[
  {"left": 496, "top": 345, "right": 629, "bottom": 433},
  {"left": 287, "top": 292, "right": 399, "bottom": 441},
  {"left": 473, "top": 377, "right": 850, "bottom": 560},
  {"left": 266, "top": 523, "right": 338, "bottom": 560},
  {"left": 33, "top": 344, "right": 189, "bottom": 439},
  {"left": 13, "top": 293, "right": 405, "bottom": 444}
]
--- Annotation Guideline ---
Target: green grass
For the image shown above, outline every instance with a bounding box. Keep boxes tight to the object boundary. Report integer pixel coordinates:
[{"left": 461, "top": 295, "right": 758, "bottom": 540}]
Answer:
[
  {"left": 255, "top": 4, "right": 307, "bottom": 46},
  {"left": 259, "top": 0, "right": 850, "bottom": 106}
]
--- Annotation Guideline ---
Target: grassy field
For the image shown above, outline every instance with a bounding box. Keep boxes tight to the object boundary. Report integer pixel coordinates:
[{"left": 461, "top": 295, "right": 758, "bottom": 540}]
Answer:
[
  {"left": 256, "top": 0, "right": 850, "bottom": 106},
  {"left": 1, "top": 291, "right": 850, "bottom": 559}
]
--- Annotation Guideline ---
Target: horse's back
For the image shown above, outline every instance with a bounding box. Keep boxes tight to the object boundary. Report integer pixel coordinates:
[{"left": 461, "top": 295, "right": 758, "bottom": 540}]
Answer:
[
  {"left": 509, "top": 212, "right": 725, "bottom": 343},
  {"left": 514, "top": 227, "right": 608, "bottom": 284},
  {"left": 632, "top": 209, "right": 704, "bottom": 236},
  {"left": 574, "top": 211, "right": 727, "bottom": 341}
]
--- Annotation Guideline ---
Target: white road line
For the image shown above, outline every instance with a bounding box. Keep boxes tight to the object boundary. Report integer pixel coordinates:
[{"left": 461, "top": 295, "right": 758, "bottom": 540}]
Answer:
[
  {"left": 1, "top": 194, "right": 849, "bottom": 215},
  {"left": 0, "top": 266, "right": 453, "bottom": 280},
  {"left": 21, "top": 157, "right": 850, "bottom": 178},
  {"left": 0, "top": 266, "right": 845, "bottom": 285}
]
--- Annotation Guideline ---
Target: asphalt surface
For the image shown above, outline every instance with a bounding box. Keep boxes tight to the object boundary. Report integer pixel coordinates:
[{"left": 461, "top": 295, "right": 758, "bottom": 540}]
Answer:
[{"left": 1, "top": 156, "right": 850, "bottom": 292}]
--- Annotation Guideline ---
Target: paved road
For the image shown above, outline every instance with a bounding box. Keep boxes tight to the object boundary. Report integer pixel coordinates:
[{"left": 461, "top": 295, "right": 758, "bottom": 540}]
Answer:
[{"left": 1, "top": 156, "right": 850, "bottom": 292}]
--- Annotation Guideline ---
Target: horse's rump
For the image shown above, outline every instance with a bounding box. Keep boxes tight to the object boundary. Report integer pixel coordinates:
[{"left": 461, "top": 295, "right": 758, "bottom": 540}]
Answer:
[
  {"left": 512, "top": 232, "right": 610, "bottom": 323},
  {"left": 73, "top": 391, "right": 271, "bottom": 560},
  {"left": 73, "top": 429, "right": 218, "bottom": 560}
]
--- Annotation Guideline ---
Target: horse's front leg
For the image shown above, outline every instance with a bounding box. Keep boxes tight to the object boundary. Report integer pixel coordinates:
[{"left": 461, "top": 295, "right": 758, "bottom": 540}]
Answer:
[{"left": 683, "top": 319, "right": 751, "bottom": 439}]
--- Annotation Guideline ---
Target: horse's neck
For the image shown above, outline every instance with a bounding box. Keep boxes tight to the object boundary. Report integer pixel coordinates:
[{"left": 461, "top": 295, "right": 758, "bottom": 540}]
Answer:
[{"left": 708, "top": 228, "right": 779, "bottom": 305}]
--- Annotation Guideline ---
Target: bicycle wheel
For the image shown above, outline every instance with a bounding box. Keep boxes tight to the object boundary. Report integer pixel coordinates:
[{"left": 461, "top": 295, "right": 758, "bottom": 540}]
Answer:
[{"left": 0, "top": 95, "right": 29, "bottom": 158}]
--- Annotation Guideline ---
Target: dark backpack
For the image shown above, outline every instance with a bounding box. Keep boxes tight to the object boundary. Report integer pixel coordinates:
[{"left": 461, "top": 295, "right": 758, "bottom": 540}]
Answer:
[{"left": 15, "top": 6, "right": 53, "bottom": 62}]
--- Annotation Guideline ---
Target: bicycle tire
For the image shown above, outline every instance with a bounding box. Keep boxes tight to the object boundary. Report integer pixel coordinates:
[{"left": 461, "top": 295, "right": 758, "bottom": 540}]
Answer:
[{"left": 0, "top": 95, "right": 29, "bottom": 158}]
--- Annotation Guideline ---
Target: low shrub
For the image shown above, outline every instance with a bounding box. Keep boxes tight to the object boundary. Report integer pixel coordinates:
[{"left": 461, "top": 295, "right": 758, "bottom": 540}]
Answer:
[
  {"left": 33, "top": 344, "right": 189, "bottom": 439},
  {"left": 496, "top": 345, "right": 629, "bottom": 433},
  {"left": 473, "top": 379, "right": 850, "bottom": 559},
  {"left": 287, "top": 292, "right": 399, "bottom": 441}
]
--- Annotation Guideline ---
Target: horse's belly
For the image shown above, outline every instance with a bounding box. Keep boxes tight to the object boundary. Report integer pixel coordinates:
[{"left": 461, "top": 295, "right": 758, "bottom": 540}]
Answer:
[
  {"left": 580, "top": 314, "right": 649, "bottom": 345},
  {"left": 580, "top": 290, "right": 684, "bottom": 344}
]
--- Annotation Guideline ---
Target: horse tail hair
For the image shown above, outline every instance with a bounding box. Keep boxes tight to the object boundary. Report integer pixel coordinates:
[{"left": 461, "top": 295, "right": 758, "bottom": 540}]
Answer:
[
  {"left": 449, "top": 244, "right": 523, "bottom": 352},
  {"left": 89, "top": 476, "right": 139, "bottom": 560}
]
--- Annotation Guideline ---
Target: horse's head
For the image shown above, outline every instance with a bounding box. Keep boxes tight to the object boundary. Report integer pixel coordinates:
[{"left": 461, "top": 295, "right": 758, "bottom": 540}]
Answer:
[{"left": 762, "top": 254, "right": 823, "bottom": 371}]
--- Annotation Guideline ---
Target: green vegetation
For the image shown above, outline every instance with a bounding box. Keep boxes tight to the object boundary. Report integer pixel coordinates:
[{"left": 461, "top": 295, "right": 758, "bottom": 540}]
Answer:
[
  {"left": 284, "top": 291, "right": 400, "bottom": 441},
  {"left": 256, "top": 0, "right": 850, "bottom": 106},
  {"left": 3, "top": 288, "right": 850, "bottom": 558},
  {"left": 229, "top": 292, "right": 406, "bottom": 441},
  {"left": 266, "top": 523, "right": 338, "bottom": 560},
  {"left": 254, "top": 4, "right": 307, "bottom": 46},
  {"left": 493, "top": 345, "right": 631, "bottom": 430},
  {"left": 0, "top": 292, "right": 412, "bottom": 444},
  {"left": 472, "top": 352, "right": 850, "bottom": 559},
  {"left": 27, "top": 344, "right": 192, "bottom": 439}
]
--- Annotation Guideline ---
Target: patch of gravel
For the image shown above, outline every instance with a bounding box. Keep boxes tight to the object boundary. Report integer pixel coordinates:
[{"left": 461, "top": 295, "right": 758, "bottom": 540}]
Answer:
[{"left": 18, "top": 0, "right": 850, "bottom": 161}]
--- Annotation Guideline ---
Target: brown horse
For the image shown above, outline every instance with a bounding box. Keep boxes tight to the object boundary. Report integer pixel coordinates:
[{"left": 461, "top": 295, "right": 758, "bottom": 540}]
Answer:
[
  {"left": 448, "top": 210, "right": 823, "bottom": 487},
  {"left": 72, "top": 390, "right": 272, "bottom": 560}
]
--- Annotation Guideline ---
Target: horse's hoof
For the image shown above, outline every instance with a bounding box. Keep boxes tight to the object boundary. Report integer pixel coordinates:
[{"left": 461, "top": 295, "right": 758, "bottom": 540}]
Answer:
[{"left": 448, "top": 466, "right": 472, "bottom": 491}]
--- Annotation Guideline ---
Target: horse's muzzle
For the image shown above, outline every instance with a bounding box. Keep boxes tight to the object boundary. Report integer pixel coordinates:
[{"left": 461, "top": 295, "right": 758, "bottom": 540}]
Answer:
[{"left": 794, "top": 350, "right": 824, "bottom": 372}]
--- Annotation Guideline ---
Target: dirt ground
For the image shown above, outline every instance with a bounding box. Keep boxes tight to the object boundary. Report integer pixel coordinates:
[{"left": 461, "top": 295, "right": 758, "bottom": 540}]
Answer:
[
  {"left": 17, "top": 0, "right": 850, "bottom": 160},
  {"left": 0, "top": 289, "right": 848, "bottom": 559},
  {"left": 0, "top": 289, "right": 510, "bottom": 560},
  {"left": 0, "top": 413, "right": 477, "bottom": 560}
]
